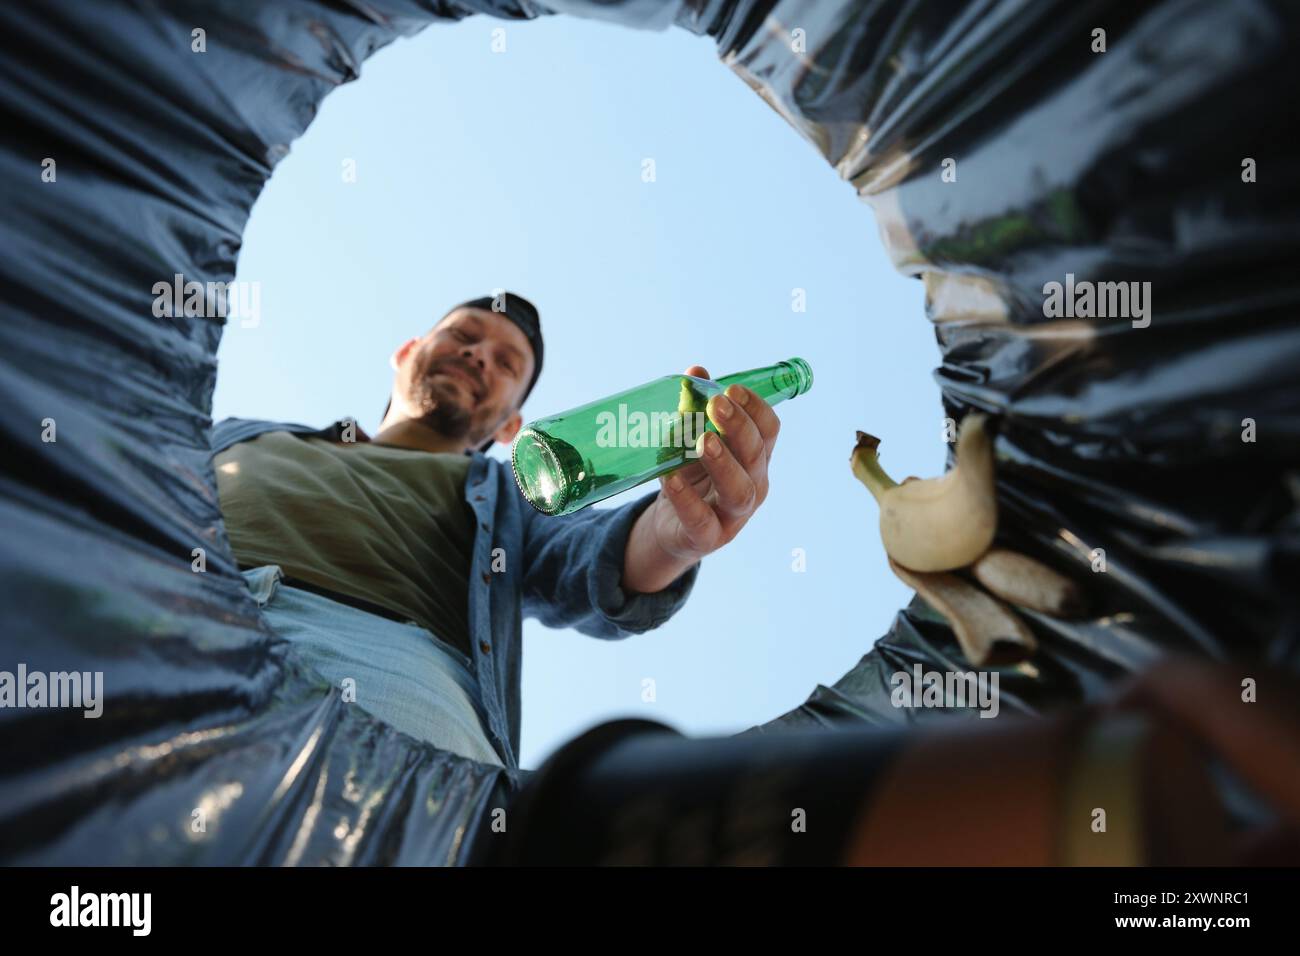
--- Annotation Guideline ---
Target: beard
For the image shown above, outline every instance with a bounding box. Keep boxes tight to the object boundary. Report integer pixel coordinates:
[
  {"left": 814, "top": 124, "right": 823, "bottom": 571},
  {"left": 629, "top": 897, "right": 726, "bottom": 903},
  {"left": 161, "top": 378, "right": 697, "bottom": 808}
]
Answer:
[
  {"left": 409, "top": 377, "right": 474, "bottom": 439},
  {"left": 407, "top": 357, "right": 484, "bottom": 441}
]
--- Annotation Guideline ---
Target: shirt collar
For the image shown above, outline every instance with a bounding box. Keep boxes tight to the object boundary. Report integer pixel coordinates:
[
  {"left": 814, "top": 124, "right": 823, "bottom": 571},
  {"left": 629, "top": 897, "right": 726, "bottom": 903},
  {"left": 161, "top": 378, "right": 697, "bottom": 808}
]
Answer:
[{"left": 328, "top": 418, "right": 481, "bottom": 458}]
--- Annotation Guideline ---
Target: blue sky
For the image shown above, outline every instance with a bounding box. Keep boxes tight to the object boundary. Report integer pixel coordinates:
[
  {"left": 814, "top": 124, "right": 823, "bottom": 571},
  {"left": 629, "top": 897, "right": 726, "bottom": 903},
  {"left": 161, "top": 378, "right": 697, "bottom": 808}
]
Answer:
[{"left": 214, "top": 13, "right": 943, "bottom": 769}]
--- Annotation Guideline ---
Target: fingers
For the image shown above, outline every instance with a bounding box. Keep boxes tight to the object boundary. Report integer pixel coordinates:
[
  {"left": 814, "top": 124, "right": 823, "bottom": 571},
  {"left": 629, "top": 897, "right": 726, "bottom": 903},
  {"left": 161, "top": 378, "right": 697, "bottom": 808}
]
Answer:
[
  {"left": 663, "top": 371, "right": 781, "bottom": 528},
  {"left": 659, "top": 458, "right": 708, "bottom": 494},
  {"left": 727, "top": 384, "right": 781, "bottom": 463},
  {"left": 707, "top": 386, "right": 779, "bottom": 514},
  {"left": 660, "top": 468, "right": 721, "bottom": 553},
  {"left": 680, "top": 363, "right": 780, "bottom": 458},
  {"left": 708, "top": 390, "right": 767, "bottom": 471},
  {"left": 696, "top": 428, "right": 758, "bottom": 520}
]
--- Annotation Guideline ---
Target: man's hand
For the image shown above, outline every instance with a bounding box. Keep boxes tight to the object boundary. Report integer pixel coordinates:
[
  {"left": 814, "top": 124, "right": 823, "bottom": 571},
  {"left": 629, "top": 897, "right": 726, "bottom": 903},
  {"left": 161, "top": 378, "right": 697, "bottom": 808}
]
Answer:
[{"left": 622, "top": 365, "right": 780, "bottom": 594}]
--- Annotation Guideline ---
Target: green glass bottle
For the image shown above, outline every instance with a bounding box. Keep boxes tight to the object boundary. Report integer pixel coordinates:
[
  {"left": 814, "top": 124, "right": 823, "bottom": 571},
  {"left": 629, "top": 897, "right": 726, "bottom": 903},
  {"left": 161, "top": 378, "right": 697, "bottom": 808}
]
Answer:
[{"left": 511, "top": 358, "right": 813, "bottom": 516}]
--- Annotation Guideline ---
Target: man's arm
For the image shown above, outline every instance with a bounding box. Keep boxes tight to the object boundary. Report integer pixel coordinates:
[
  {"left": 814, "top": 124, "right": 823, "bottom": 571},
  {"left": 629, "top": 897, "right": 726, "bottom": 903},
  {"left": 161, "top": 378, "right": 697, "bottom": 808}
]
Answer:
[{"left": 519, "top": 488, "right": 700, "bottom": 640}]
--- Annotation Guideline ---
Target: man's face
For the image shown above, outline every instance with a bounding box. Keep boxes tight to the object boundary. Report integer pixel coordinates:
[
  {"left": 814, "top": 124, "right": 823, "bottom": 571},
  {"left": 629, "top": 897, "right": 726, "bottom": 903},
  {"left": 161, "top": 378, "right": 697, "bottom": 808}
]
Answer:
[{"left": 390, "top": 307, "right": 535, "bottom": 448}]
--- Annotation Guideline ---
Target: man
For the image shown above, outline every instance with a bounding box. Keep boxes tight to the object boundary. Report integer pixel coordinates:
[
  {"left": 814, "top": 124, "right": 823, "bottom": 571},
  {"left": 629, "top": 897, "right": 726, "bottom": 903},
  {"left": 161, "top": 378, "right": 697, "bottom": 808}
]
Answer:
[{"left": 211, "top": 292, "right": 781, "bottom": 771}]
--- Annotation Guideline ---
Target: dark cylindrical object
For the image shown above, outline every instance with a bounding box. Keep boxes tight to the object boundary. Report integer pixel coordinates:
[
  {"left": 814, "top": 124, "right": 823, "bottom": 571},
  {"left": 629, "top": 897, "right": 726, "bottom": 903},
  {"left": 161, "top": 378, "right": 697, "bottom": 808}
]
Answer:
[{"left": 477, "top": 718, "right": 907, "bottom": 866}]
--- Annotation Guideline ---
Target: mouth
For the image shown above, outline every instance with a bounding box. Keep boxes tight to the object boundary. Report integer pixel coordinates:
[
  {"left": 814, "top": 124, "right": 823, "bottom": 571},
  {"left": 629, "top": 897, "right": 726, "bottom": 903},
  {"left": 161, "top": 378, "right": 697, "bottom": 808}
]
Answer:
[{"left": 434, "top": 364, "right": 483, "bottom": 402}]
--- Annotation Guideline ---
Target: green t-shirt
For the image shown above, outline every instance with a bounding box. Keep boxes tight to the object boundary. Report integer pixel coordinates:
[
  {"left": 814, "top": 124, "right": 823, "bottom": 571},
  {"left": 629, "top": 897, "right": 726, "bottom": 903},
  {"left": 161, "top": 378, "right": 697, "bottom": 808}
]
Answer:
[{"left": 214, "top": 431, "right": 477, "bottom": 661}]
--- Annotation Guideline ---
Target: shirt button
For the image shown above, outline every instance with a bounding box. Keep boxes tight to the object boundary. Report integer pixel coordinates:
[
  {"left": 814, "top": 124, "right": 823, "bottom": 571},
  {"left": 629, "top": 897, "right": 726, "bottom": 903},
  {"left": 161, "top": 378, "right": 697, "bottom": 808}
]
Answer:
[
  {"left": 480, "top": 522, "right": 490, "bottom": 532},
  {"left": 474, "top": 494, "right": 486, "bottom": 502},
  {"left": 481, "top": 571, "right": 492, "bottom": 585},
  {"left": 479, "top": 640, "right": 492, "bottom": 654}
]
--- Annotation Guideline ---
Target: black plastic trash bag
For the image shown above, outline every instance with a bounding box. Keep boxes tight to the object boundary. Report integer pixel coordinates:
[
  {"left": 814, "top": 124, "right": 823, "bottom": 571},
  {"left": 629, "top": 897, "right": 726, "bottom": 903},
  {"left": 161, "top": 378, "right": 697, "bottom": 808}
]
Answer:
[
  {"left": 1, "top": 0, "right": 1297, "bottom": 865},
  {"left": 739, "top": 0, "right": 1300, "bottom": 735}
]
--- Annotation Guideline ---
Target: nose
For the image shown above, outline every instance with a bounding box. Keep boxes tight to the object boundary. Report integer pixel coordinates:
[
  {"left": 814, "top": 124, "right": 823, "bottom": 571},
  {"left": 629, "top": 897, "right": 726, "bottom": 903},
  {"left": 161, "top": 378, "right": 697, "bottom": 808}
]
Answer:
[{"left": 455, "top": 346, "right": 487, "bottom": 396}]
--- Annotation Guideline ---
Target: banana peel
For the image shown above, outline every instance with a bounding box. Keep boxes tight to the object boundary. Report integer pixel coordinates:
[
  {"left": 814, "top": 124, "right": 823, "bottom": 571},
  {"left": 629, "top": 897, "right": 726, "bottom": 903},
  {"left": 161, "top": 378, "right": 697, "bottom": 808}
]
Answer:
[
  {"left": 889, "top": 559, "right": 1037, "bottom": 667},
  {"left": 851, "top": 415, "right": 1089, "bottom": 663},
  {"left": 971, "top": 548, "right": 1085, "bottom": 618},
  {"left": 851, "top": 414, "right": 997, "bottom": 572}
]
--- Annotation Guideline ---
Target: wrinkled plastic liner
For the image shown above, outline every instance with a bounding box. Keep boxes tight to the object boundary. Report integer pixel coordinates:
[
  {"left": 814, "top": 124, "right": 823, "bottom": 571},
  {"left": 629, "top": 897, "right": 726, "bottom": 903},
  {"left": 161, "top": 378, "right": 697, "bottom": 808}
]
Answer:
[{"left": 1, "top": 0, "right": 1296, "bottom": 863}]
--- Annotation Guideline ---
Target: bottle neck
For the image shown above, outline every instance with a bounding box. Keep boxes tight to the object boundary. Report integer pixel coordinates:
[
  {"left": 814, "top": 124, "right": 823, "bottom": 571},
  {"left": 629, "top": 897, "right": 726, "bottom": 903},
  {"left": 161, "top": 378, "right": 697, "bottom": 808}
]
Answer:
[{"left": 715, "top": 358, "right": 813, "bottom": 405}]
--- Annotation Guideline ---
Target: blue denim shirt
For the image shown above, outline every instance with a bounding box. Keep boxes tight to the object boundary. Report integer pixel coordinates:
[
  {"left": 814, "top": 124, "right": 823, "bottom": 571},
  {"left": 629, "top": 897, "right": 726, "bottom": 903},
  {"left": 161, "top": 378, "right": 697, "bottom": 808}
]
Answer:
[{"left": 210, "top": 417, "right": 700, "bottom": 771}]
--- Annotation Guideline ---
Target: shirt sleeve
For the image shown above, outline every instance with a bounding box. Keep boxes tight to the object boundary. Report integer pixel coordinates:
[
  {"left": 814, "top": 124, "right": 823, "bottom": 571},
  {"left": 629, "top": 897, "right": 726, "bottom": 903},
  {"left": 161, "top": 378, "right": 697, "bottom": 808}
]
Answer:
[{"left": 520, "top": 488, "right": 700, "bottom": 639}]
